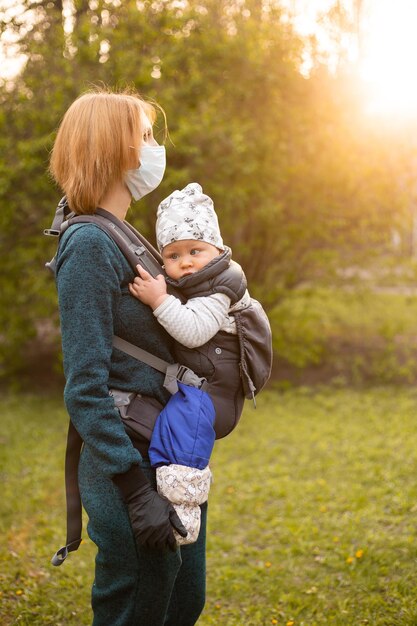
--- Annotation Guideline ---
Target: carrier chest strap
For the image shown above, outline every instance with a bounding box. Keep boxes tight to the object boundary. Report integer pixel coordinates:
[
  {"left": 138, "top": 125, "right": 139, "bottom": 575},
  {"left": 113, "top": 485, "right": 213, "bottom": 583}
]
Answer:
[
  {"left": 113, "top": 336, "right": 208, "bottom": 395},
  {"left": 113, "top": 336, "right": 169, "bottom": 373}
]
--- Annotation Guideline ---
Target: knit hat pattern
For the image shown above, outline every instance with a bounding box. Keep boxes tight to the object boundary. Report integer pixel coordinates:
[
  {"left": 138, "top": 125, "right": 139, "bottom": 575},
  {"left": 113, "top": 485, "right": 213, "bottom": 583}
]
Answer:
[{"left": 156, "top": 182, "right": 224, "bottom": 251}]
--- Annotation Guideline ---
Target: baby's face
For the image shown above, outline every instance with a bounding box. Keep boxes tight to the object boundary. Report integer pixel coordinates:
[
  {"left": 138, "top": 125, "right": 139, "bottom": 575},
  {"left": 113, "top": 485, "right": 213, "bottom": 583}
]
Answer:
[{"left": 162, "top": 239, "right": 221, "bottom": 280}]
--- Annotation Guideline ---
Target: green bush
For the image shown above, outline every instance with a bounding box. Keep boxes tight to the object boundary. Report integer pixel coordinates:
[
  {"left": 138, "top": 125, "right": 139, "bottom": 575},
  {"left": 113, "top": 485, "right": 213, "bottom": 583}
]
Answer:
[{"left": 269, "top": 287, "right": 417, "bottom": 385}]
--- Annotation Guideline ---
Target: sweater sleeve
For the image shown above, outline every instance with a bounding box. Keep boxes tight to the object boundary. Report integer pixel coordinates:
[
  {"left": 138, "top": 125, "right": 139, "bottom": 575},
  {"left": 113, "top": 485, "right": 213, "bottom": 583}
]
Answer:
[
  {"left": 152, "top": 292, "right": 231, "bottom": 348},
  {"left": 56, "top": 225, "right": 142, "bottom": 477}
]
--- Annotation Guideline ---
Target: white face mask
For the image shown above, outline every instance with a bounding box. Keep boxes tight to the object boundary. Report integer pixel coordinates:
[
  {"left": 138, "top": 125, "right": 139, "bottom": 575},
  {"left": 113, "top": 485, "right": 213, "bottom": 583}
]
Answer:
[{"left": 125, "top": 144, "right": 166, "bottom": 201}]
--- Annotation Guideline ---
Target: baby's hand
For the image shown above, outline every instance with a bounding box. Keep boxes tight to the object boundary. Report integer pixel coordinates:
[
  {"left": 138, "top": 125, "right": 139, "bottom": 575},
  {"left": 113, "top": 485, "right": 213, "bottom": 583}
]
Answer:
[{"left": 129, "top": 266, "right": 168, "bottom": 310}]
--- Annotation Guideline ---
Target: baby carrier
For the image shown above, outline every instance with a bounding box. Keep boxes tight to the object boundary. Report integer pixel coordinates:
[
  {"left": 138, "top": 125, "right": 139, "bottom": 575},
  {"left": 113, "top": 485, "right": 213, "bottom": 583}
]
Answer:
[
  {"left": 45, "top": 196, "right": 273, "bottom": 435},
  {"left": 45, "top": 197, "right": 273, "bottom": 564}
]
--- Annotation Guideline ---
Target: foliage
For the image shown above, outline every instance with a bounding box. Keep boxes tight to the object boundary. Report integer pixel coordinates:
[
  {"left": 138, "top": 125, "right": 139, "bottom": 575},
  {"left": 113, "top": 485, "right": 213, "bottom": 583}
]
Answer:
[
  {"left": 271, "top": 284, "right": 417, "bottom": 385},
  {"left": 0, "top": 0, "right": 415, "bottom": 379},
  {"left": 3, "top": 388, "right": 417, "bottom": 624}
]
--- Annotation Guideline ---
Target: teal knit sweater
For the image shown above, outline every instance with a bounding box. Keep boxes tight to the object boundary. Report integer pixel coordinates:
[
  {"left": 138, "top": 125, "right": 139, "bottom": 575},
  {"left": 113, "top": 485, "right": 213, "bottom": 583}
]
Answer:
[{"left": 55, "top": 223, "right": 173, "bottom": 478}]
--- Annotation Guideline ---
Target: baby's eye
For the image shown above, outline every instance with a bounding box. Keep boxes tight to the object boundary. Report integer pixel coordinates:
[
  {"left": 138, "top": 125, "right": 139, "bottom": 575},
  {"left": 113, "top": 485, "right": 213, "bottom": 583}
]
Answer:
[
  {"left": 190, "top": 249, "right": 200, "bottom": 256},
  {"left": 167, "top": 253, "right": 179, "bottom": 260}
]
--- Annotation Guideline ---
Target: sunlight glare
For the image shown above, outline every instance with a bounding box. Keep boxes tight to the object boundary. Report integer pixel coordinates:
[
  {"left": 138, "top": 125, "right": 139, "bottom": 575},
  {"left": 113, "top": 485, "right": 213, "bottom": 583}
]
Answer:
[{"left": 361, "top": 0, "right": 417, "bottom": 118}]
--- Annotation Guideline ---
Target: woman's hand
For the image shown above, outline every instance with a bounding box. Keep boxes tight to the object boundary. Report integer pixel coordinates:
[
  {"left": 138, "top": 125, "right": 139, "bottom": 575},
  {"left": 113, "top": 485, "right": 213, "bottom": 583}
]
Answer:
[
  {"left": 113, "top": 464, "right": 188, "bottom": 552},
  {"left": 129, "top": 265, "right": 168, "bottom": 310},
  {"left": 125, "top": 482, "right": 188, "bottom": 551}
]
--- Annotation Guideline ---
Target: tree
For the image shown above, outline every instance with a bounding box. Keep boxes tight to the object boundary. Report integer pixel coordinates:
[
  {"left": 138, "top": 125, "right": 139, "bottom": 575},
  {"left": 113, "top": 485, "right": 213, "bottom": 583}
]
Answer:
[{"left": 0, "top": 0, "right": 411, "bottom": 381}]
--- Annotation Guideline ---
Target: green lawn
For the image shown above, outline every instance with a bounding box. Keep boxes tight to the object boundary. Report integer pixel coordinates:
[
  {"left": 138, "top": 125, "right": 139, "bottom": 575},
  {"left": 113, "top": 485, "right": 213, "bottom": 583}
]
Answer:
[{"left": 2, "top": 388, "right": 417, "bottom": 625}]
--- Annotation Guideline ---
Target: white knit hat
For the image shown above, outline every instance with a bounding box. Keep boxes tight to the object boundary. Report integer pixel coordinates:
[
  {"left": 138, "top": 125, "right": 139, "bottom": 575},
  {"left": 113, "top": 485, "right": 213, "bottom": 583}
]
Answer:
[{"left": 156, "top": 182, "right": 224, "bottom": 252}]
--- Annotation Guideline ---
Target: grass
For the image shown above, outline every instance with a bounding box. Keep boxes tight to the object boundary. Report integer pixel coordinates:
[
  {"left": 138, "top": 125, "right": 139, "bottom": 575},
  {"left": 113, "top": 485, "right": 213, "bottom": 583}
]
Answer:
[{"left": 2, "top": 388, "right": 417, "bottom": 625}]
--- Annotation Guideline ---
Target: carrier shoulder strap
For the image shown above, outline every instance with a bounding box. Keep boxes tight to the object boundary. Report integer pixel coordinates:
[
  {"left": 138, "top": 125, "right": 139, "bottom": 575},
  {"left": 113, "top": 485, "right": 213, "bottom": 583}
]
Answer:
[
  {"left": 46, "top": 198, "right": 208, "bottom": 566},
  {"left": 69, "top": 209, "right": 166, "bottom": 280},
  {"left": 45, "top": 198, "right": 167, "bottom": 280},
  {"left": 44, "top": 199, "right": 202, "bottom": 390},
  {"left": 44, "top": 198, "right": 207, "bottom": 391}
]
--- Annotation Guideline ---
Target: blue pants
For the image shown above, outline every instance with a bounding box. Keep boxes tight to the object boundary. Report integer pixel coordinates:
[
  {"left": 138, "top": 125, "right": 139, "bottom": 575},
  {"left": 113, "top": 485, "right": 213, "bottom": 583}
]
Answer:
[{"left": 79, "top": 450, "right": 207, "bottom": 626}]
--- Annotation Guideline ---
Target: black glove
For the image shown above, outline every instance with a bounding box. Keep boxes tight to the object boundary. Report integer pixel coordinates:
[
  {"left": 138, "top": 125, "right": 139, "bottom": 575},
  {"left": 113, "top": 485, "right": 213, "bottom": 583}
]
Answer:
[{"left": 113, "top": 464, "right": 188, "bottom": 551}]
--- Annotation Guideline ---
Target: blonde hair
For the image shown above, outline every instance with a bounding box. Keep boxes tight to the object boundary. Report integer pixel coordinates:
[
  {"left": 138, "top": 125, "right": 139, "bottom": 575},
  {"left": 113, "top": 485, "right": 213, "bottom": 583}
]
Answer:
[{"left": 49, "top": 88, "right": 157, "bottom": 214}]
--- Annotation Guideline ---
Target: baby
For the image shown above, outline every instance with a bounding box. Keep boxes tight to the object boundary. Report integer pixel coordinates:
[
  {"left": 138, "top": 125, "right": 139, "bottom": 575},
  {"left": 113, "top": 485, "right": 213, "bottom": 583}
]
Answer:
[
  {"left": 129, "top": 182, "right": 250, "bottom": 543},
  {"left": 130, "top": 182, "right": 250, "bottom": 437}
]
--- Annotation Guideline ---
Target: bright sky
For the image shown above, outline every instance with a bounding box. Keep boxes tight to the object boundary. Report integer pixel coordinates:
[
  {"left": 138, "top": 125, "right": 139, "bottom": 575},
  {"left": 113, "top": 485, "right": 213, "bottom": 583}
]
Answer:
[{"left": 2, "top": 0, "right": 417, "bottom": 119}]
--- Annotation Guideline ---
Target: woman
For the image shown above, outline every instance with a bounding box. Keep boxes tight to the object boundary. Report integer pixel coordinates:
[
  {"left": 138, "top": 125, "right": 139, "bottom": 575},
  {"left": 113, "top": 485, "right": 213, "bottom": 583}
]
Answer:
[{"left": 49, "top": 88, "right": 207, "bottom": 626}]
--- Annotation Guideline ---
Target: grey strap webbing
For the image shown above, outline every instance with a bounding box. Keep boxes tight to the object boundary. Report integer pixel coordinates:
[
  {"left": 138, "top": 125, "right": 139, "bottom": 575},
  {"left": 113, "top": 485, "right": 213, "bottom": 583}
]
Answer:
[
  {"left": 47, "top": 199, "right": 206, "bottom": 565},
  {"left": 113, "top": 335, "right": 181, "bottom": 395},
  {"left": 51, "top": 421, "right": 83, "bottom": 566},
  {"left": 113, "top": 336, "right": 169, "bottom": 374},
  {"left": 112, "top": 335, "right": 208, "bottom": 395},
  {"left": 51, "top": 336, "right": 208, "bottom": 565}
]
